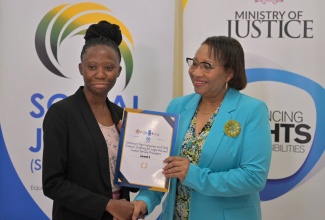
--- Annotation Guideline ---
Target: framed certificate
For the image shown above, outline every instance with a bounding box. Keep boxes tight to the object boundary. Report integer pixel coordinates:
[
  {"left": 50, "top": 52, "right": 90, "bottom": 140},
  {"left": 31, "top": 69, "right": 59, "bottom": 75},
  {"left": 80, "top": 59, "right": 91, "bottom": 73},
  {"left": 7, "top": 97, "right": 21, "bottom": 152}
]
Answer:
[{"left": 114, "top": 108, "right": 179, "bottom": 192}]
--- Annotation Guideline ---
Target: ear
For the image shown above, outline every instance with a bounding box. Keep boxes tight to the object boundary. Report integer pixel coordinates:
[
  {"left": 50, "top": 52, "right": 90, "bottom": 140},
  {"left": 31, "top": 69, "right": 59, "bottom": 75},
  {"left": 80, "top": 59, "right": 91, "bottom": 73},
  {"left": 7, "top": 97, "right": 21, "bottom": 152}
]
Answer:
[
  {"left": 226, "top": 69, "right": 234, "bottom": 83},
  {"left": 78, "top": 63, "right": 83, "bottom": 75},
  {"left": 117, "top": 66, "right": 122, "bottom": 78}
]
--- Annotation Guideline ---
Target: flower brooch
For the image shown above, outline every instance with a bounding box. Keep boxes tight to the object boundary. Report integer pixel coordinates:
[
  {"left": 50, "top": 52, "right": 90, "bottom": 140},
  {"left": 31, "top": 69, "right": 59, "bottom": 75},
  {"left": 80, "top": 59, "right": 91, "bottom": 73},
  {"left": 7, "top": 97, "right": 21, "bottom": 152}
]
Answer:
[{"left": 224, "top": 120, "right": 241, "bottom": 137}]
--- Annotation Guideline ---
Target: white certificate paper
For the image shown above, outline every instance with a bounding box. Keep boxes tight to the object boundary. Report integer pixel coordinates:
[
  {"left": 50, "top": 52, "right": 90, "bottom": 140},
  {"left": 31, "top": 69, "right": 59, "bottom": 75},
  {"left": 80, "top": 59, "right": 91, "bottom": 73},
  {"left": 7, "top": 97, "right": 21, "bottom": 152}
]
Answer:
[{"left": 114, "top": 108, "right": 179, "bottom": 192}]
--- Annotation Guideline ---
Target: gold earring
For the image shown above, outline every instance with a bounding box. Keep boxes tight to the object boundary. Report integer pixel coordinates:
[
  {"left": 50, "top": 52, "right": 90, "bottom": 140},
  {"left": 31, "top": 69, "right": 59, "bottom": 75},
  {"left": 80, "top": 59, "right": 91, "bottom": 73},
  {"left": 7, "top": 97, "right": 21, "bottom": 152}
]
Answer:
[{"left": 226, "top": 82, "right": 228, "bottom": 91}]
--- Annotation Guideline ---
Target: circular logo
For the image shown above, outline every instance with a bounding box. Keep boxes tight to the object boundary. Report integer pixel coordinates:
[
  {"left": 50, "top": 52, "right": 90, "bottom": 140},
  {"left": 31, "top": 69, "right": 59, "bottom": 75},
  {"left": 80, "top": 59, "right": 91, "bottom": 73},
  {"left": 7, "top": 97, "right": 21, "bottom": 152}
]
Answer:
[
  {"left": 35, "top": 2, "right": 134, "bottom": 89},
  {"left": 141, "top": 162, "right": 148, "bottom": 169},
  {"left": 247, "top": 68, "right": 325, "bottom": 201}
]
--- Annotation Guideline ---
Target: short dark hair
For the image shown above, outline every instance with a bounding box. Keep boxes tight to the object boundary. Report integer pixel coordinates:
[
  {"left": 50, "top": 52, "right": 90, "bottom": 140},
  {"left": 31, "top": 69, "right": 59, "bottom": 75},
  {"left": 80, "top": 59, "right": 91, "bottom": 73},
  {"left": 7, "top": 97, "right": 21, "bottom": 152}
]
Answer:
[
  {"left": 202, "top": 36, "right": 247, "bottom": 90},
  {"left": 80, "top": 20, "right": 122, "bottom": 62}
]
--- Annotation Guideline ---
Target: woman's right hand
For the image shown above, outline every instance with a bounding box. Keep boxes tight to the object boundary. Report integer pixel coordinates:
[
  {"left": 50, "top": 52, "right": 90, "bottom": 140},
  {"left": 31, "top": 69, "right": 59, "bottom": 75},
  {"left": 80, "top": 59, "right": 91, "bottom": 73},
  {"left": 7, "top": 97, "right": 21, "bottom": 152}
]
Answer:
[
  {"left": 132, "top": 200, "right": 147, "bottom": 220},
  {"left": 106, "top": 199, "right": 134, "bottom": 220}
]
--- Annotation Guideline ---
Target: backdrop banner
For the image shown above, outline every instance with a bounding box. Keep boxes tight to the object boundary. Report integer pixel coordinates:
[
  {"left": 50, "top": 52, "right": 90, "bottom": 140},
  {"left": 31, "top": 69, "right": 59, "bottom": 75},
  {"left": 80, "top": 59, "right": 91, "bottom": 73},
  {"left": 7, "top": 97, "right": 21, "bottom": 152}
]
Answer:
[
  {"left": 0, "top": 1, "right": 174, "bottom": 219},
  {"left": 184, "top": 0, "right": 325, "bottom": 219},
  {"left": 2, "top": 0, "right": 325, "bottom": 219}
]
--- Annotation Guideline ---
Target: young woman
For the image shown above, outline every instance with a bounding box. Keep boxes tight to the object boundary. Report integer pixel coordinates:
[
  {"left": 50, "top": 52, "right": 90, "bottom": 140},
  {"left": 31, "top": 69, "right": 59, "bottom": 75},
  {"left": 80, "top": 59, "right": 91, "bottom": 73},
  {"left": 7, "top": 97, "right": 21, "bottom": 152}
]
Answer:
[{"left": 42, "top": 21, "right": 138, "bottom": 220}]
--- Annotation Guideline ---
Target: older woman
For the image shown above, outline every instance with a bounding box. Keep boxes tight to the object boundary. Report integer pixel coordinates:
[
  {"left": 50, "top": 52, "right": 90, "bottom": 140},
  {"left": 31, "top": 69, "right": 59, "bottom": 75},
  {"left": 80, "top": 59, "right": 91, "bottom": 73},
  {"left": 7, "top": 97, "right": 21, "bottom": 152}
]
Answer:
[{"left": 133, "top": 36, "right": 272, "bottom": 220}]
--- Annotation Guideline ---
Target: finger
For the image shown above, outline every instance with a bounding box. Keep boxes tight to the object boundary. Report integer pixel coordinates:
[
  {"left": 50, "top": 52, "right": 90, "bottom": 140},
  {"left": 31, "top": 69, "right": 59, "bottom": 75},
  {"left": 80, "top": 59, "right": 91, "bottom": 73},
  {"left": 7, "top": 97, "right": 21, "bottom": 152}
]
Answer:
[
  {"left": 162, "top": 166, "right": 178, "bottom": 175},
  {"left": 163, "top": 159, "right": 183, "bottom": 171},
  {"left": 164, "top": 155, "right": 185, "bottom": 163},
  {"left": 163, "top": 156, "right": 180, "bottom": 163},
  {"left": 117, "top": 120, "right": 123, "bottom": 131},
  {"left": 132, "top": 203, "right": 141, "bottom": 220},
  {"left": 164, "top": 170, "right": 185, "bottom": 181},
  {"left": 172, "top": 166, "right": 179, "bottom": 173},
  {"left": 163, "top": 157, "right": 171, "bottom": 163},
  {"left": 163, "top": 162, "right": 174, "bottom": 171},
  {"left": 163, "top": 159, "right": 185, "bottom": 172}
]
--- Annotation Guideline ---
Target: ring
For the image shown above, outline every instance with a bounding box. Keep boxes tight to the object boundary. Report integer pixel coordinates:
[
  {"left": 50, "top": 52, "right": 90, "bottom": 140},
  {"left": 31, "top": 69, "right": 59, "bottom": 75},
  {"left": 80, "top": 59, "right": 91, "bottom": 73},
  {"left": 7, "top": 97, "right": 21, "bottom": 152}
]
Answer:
[{"left": 176, "top": 167, "right": 179, "bottom": 172}]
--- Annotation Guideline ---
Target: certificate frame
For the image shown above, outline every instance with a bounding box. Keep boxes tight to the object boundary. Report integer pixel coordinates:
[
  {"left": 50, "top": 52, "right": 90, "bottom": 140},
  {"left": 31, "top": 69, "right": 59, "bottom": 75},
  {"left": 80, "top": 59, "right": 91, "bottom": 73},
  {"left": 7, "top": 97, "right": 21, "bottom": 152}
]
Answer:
[{"left": 114, "top": 108, "right": 179, "bottom": 192}]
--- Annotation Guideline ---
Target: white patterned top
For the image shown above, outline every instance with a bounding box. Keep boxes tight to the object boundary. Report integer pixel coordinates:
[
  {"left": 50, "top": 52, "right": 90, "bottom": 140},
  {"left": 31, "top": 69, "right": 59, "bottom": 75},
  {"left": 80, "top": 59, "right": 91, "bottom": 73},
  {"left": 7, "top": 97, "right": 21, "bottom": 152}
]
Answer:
[{"left": 98, "top": 123, "right": 121, "bottom": 199}]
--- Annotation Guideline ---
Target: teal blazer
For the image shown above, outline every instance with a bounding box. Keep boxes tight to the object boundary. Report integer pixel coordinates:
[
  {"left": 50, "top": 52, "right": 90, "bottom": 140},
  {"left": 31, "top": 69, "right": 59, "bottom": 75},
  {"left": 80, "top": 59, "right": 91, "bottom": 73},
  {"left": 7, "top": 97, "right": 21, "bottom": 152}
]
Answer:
[{"left": 135, "top": 88, "right": 272, "bottom": 220}]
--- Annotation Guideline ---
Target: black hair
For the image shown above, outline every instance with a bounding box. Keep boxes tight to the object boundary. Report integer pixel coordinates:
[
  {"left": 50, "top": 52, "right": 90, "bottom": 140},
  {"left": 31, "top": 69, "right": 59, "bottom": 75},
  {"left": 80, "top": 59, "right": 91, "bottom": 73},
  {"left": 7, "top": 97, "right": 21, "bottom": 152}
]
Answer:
[
  {"left": 80, "top": 20, "right": 122, "bottom": 62},
  {"left": 202, "top": 36, "right": 247, "bottom": 90}
]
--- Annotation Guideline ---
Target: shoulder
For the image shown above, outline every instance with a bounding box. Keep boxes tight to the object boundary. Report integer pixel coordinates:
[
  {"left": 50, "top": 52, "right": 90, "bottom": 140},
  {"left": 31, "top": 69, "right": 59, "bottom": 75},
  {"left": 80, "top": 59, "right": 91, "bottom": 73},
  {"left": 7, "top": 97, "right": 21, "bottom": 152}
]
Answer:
[
  {"left": 43, "top": 90, "right": 81, "bottom": 124},
  {"left": 226, "top": 89, "right": 267, "bottom": 111},
  {"left": 228, "top": 91, "right": 269, "bottom": 124},
  {"left": 238, "top": 92, "right": 268, "bottom": 112},
  {"left": 167, "top": 93, "right": 200, "bottom": 113},
  {"left": 222, "top": 89, "right": 269, "bottom": 123},
  {"left": 47, "top": 93, "right": 77, "bottom": 113}
]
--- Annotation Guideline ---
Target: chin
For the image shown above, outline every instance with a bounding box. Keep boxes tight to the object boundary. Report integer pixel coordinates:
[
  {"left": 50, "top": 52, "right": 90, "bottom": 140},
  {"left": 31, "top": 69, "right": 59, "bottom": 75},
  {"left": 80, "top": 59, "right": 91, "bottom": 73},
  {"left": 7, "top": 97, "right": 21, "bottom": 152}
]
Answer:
[{"left": 193, "top": 87, "right": 204, "bottom": 95}]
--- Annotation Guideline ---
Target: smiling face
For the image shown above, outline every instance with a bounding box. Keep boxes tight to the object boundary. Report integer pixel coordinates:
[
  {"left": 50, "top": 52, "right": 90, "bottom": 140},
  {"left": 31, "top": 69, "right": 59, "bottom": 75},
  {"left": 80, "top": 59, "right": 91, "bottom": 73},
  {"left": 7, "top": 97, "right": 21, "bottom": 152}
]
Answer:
[
  {"left": 189, "top": 44, "right": 233, "bottom": 100},
  {"left": 79, "top": 45, "right": 122, "bottom": 98}
]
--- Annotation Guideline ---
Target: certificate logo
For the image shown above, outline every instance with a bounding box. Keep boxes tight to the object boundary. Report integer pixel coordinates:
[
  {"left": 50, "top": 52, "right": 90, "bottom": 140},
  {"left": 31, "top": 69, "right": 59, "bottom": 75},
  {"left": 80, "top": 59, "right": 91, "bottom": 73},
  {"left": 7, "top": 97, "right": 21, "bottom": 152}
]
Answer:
[
  {"left": 146, "top": 136, "right": 151, "bottom": 143},
  {"left": 35, "top": 2, "right": 134, "bottom": 89},
  {"left": 135, "top": 129, "right": 160, "bottom": 143},
  {"left": 135, "top": 129, "right": 160, "bottom": 136}
]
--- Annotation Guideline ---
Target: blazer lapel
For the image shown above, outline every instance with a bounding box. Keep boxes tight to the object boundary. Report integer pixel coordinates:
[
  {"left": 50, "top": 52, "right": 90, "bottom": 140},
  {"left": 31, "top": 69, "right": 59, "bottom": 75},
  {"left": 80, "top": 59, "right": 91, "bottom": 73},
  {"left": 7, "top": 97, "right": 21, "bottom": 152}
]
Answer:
[
  {"left": 199, "top": 89, "right": 240, "bottom": 167},
  {"left": 175, "top": 95, "right": 201, "bottom": 155},
  {"left": 106, "top": 99, "right": 123, "bottom": 132},
  {"left": 75, "top": 87, "right": 111, "bottom": 187}
]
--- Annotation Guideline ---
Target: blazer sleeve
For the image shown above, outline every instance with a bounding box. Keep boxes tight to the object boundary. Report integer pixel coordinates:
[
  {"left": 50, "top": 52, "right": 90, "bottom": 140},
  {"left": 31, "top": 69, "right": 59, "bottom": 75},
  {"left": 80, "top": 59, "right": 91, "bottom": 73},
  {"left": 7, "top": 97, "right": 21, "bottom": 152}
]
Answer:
[
  {"left": 182, "top": 101, "right": 272, "bottom": 197},
  {"left": 134, "top": 189, "right": 165, "bottom": 215}
]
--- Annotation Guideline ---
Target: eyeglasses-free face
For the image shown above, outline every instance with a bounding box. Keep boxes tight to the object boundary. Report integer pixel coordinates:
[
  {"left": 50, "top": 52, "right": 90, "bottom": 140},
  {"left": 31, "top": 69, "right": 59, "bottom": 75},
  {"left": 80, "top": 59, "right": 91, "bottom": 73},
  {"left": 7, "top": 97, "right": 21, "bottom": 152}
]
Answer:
[{"left": 186, "top": 57, "right": 224, "bottom": 73}]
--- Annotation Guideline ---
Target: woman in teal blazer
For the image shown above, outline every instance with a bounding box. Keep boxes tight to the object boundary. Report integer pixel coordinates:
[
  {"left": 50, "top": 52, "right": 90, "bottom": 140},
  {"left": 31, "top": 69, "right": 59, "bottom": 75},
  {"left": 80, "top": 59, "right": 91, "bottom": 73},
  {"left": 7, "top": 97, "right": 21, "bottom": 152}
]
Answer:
[{"left": 133, "top": 36, "right": 272, "bottom": 220}]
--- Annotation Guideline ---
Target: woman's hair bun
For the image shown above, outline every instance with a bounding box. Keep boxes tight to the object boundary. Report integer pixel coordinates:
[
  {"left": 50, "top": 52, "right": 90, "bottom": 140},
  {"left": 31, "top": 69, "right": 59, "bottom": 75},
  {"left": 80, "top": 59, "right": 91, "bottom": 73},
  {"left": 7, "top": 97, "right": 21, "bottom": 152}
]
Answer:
[{"left": 84, "top": 20, "right": 122, "bottom": 46}]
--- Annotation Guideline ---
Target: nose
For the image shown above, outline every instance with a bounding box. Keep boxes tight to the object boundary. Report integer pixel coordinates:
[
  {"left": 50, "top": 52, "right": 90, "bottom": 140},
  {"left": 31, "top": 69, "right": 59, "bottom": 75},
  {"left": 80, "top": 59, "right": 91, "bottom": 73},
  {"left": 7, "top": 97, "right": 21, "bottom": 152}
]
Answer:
[
  {"left": 189, "top": 66, "right": 204, "bottom": 77},
  {"left": 95, "top": 68, "right": 106, "bottom": 79}
]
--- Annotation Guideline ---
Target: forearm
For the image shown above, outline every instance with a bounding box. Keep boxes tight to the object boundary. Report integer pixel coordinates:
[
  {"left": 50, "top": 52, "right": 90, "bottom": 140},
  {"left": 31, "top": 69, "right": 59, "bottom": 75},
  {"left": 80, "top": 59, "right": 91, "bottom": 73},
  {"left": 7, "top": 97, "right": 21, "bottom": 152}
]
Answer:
[{"left": 183, "top": 163, "right": 268, "bottom": 197}]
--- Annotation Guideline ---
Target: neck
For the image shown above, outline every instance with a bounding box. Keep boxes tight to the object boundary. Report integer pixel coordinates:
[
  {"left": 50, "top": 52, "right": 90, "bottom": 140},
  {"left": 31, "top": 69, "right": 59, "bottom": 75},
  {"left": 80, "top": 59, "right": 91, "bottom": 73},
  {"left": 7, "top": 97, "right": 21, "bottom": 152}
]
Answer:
[
  {"left": 198, "top": 91, "right": 227, "bottom": 113},
  {"left": 83, "top": 89, "right": 107, "bottom": 109}
]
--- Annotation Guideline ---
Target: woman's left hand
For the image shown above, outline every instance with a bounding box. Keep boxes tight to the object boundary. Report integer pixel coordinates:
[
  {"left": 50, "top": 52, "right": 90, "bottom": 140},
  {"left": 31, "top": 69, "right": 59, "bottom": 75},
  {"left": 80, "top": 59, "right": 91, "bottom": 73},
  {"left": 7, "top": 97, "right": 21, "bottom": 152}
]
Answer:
[{"left": 162, "top": 156, "right": 190, "bottom": 182}]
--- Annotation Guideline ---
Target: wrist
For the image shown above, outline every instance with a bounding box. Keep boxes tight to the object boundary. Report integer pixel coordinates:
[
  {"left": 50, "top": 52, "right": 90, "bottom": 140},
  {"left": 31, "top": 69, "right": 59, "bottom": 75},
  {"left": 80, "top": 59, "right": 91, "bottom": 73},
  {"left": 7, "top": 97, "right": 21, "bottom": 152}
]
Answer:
[{"left": 106, "top": 199, "right": 114, "bottom": 213}]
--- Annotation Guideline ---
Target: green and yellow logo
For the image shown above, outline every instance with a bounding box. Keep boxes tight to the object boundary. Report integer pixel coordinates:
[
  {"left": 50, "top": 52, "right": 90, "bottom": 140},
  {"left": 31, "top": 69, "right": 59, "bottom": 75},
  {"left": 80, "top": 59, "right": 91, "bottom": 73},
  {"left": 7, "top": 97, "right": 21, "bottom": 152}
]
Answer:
[{"left": 35, "top": 2, "right": 134, "bottom": 89}]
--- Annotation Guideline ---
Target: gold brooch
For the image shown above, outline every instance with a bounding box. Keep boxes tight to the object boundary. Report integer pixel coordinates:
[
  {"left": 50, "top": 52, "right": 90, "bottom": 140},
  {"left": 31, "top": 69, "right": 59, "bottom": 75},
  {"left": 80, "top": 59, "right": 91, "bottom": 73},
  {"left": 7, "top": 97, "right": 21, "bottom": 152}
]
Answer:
[{"left": 224, "top": 120, "right": 241, "bottom": 137}]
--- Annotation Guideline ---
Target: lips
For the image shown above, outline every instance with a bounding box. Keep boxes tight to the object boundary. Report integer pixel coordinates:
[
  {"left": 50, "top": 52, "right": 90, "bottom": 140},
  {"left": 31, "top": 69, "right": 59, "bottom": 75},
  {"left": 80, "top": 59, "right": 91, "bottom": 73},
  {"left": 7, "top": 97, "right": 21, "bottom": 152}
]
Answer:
[
  {"left": 193, "top": 79, "right": 207, "bottom": 86},
  {"left": 92, "top": 83, "right": 108, "bottom": 89}
]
